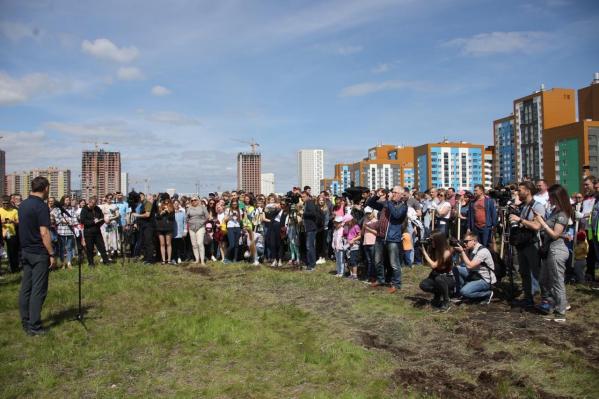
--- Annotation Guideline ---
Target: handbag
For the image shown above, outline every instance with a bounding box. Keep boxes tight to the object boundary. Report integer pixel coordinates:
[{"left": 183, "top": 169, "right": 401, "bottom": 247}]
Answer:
[
  {"left": 203, "top": 233, "right": 213, "bottom": 246},
  {"left": 509, "top": 201, "right": 538, "bottom": 248}
]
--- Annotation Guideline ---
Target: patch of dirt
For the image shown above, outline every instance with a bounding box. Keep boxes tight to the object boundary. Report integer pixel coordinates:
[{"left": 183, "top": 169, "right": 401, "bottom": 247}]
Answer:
[
  {"left": 186, "top": 266, "right": 211, "bottom": 275},
  {"left": 359, "top": 331, "right": 415, "bottom": 361}
]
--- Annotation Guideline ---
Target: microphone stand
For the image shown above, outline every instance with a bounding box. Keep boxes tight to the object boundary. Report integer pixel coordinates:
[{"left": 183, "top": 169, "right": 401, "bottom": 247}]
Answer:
[{"left": 56, "top": 205, "right": 87, "bottom": 327}]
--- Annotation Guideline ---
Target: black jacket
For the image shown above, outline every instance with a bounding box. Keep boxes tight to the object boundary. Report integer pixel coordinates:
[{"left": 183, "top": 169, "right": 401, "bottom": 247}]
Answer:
[
  {"left": 80, "top": 206, "right": 105, "bottom": 230},
  {"left": 302, "top": 199, "right": 323, "bottom": 233}
]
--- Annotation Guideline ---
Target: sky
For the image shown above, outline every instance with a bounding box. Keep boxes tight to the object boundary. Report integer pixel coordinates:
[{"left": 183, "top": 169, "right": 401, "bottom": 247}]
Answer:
[{"left": 1, "top": 0, "right": 598, "bottom": 194}]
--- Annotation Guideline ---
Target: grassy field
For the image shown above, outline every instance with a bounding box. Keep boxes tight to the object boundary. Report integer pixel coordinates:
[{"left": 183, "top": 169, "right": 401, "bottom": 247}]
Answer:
[{"left": 1, "top": 260, "right": 598, "bottom": 398}]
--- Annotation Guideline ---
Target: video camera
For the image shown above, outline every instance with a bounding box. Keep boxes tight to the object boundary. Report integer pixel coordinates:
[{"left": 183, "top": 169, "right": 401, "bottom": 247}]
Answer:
[
  {"left": 488, "top": 186, "right": 513, "bottom": 207},
  {"left": 283, "top": 191, "right": 301, "bottom": 205},
  {"left": 342, "top": 186, "right": 370, "bottom": 203},
  {"left": 127, "top": 190, "right": 141, "bottom": 211}
]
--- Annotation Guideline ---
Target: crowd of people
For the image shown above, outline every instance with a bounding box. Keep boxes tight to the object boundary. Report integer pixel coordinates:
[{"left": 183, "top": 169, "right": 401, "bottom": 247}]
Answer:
[{"left": 4, "top": 175, "right": 599, "bottom": 322}]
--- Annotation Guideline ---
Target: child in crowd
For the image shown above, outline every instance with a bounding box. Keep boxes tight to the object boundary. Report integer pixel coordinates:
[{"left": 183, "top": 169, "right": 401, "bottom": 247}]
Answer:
[
  {"left": 332, "top": 216, "right": 346, "bottom": 277},
  {"left": 361, "top": 207, "right": 378, "bottom": 282},
  {"left": 402, "top": 219, "right": 414, "bottom": 267},
  {"left": 345, "top": 216, "right": 361, "bottom": 280},
  {"left": 574, "top": 230, "right": 589, "bottom": 284}
]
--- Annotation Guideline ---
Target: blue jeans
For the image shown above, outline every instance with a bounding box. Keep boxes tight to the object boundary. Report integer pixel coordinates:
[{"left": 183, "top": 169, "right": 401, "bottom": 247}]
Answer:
[
  {"left": 454, "top": 265, "right": 491, "bottom": 299},
  {"left": 58, "top": 235, "right": 75, "bottom": 263},
  {"left": 363, "top": 245, "right": 375, "bottom": 279},
  {"left": 472, "top": 226, "right": 492, "bottom": 248},
  {"left": 335, "top": 250, "right": 345, "bottom": 275},
  {"left": 374, "top": 239, "right": 402, "bottom": 285},
  {"left": 306, "top": 230, "right": 316, "bottom": 269},
  {"left": 403, "top": 249, "right": 414, "bottom": 267},
  {"left": 226, "top": 227, "right": 241, "bottom": 262},
  {"left": 386, "top": 242, "right": 402, "bottom": 289}
]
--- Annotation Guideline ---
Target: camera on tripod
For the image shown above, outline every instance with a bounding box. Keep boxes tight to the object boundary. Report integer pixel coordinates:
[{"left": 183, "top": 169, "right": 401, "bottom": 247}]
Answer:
[{"left": 488, "top": 186, "right": 513, "bottom": 207}]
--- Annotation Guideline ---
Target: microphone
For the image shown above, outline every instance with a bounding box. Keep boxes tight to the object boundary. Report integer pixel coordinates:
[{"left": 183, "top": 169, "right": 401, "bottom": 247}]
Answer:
[{"left": 56, "top": 204, "right": 72, "bottom": 218}]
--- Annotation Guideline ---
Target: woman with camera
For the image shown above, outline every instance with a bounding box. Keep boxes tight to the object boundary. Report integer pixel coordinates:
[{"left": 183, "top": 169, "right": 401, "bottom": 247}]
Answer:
[
  {"left": 534, "top": 184, "right": 573, "bottom": 321},
  {"left": 419, "top": 230, "right": 455, "bottom": 312}
]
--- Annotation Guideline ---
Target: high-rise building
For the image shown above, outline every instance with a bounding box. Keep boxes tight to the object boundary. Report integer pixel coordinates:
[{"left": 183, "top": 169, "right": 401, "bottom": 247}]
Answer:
[
  {"left": 513, "top": 87, "right": 576, "bottom": 181},
  {"left": 237, "top": 152, "right": 261, "bottom": 194},
  {"left": 578, "top": 73, "right": 599, "bottom": 121},
  {"left": 5, "top": 172, "right": 30, "bottom": 197},
  {"left": 81, "top": 149, "right": 121, "bottom": 199},
  {"left": 31, "top": 167, "right": 71, "bottom": 199},
  {"left": 333, "top": 163, "right": 353, "bottom": 193},
  {"left": 493, "top": 115, "right": 516, "bottom": 186},
  {"left": 484, "top": 146, "right": 494, "bottom": 190},
  {"left": 6, "top": 168, "right": 70, "bottom": 198},
  {"left": 121, "top": 172, "right": 129, "bottom": 194},
  {"left": 544, "top": 120, "right": 599, "bottom": 193},
  {"left": 298, "top": 149, "right": 324, "bottom": 190},
  {"left": 415, "top": 140, "right": 485, "bottom": 191},
  {"left": 319, "top": 178, "right": 341, "bottom": 196},
  {"left": 261, "top": 172, "right": 275, "bottom": 194},
  {"left": 0, "top": 150, "right": 5, "bottom": 197},
  {"left": 348, "top": 145, "right": 415, "bottom": 191}
]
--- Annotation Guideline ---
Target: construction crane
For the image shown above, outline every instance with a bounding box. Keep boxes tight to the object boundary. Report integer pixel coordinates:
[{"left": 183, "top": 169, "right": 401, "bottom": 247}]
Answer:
[
  {"left": 81, "top": 140, "right": 109, "bottom": 151},
  {"left": 231, "top": 138, "right": 260, "bottom": 153}
]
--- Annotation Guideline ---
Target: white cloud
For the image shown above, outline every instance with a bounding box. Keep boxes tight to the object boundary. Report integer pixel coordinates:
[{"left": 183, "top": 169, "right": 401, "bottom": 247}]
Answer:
[
  {"left": 443, "top": 31, "right": 551, "bottom": 56},
  {"left": 81, "top": 38, "right": 139, "bottom": 63},
  {"left": 0, "top": 71, "right": 61, "bottom": 105},
  {"left": 0, "top": 21, "right": 43, "bottom": 42},
  {"left": 336, "top": 45, "right": 363, "bottom": 55},
  {"left": 340, "top": 79, "right": 419, "bottom": 97},
  {"left": 117, "top": 66, "right": 144, "bottom": 80},
  {"left": 45, "top": 120, "right": 135, "bottom": 139},
  {"left": 151, "top": 85, "right": 172, "bottom": 96},
  {"left": 146, "top": 111, "right": 201, "bottom": 126}
]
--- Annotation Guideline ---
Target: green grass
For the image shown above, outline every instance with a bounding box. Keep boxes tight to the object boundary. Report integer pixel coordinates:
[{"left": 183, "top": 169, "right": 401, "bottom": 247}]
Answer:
[{"left": 1, "top": 261, "right": 598, "bottom": 398}]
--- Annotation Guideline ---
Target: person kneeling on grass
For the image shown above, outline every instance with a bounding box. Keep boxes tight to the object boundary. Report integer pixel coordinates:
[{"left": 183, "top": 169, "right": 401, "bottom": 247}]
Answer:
[
  {"left": 420, "top": 231, "right": 455, "bottom": 312},
  {"left": 452, "top": 232, "right": 496, "bottom": 304}
]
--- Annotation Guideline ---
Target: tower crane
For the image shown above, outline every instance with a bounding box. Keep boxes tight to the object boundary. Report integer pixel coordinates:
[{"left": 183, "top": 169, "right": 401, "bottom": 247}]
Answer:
[
  {"left": 81, "top": 140, "right": 109, "bottom": 151},
  {"left": 231, "top": 138, "right": 260, "bottom": 153}
]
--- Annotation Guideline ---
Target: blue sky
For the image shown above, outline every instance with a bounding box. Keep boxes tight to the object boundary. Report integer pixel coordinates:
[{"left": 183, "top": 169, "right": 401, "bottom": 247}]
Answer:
[{"left": 1, "top": 0, "right": 598, "bottom": 193}]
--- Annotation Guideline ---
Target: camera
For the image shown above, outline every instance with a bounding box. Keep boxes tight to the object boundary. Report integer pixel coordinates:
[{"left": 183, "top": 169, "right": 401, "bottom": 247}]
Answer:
[
  {"left": 415, "top": 237, "right": 431, "bottom": 248},
  {"left": 283, "top": 191, "right": 300, "bottom": 205},
  {"left": 488, "top": 186, "right": 513, "bottom": 207},
  {"left": 127, "top": 190, "right": 141, "bottom": 211},
  {"left": 449, "top": 238, "right": 465, "bottom": 248},
  {"left": 342, "top": 186, "right": 370, "bottom": 203}
]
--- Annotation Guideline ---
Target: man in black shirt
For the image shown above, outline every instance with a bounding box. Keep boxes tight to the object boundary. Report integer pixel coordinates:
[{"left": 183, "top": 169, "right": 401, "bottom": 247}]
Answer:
[
  {"left": 79, "top": 196, "right": 111, "bottom": 266},
  {"left": 18, "top": 176, "right": 54, "bottom": 336}
]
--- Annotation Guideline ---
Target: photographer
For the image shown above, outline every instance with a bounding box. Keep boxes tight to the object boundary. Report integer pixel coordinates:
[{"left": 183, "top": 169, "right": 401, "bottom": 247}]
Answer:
[
  {"left": 509, "top": 181, "right": 545, "bottom": 307},
  {"left": 453, "top": 232, "right": 495, "bottom": 303},
  {"left": 366, "top": 186, "right": 408, "bottom": 293},
  {"left": 419, "top": 231, "right": 455, "bottom": 312}
]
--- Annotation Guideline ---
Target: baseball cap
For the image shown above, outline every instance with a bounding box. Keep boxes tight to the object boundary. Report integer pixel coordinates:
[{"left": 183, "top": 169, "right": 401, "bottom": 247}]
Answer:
[{"left": 364, "top": 206, "right": 373, "bottom": 214}]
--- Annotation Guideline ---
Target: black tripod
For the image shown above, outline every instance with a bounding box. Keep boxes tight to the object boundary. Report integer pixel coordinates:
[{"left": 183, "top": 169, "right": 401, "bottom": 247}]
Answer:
[{"left": 499, "top": 208, "right": 517, "bottom": 300}]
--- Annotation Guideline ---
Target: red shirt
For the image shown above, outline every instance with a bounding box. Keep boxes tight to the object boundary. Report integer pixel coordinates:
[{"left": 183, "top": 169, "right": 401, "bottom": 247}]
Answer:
[{"left": 473, "top": 197, "right": 486, "bottom": 228}]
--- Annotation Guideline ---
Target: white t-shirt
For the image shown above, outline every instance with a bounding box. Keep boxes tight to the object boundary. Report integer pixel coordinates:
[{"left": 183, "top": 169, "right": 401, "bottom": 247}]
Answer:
[
  {"left": 533, "top": 191, "right": 549, "bottom": 209},
  {"left": 471, "top": 244, "right": 496, "bottom": 285}
]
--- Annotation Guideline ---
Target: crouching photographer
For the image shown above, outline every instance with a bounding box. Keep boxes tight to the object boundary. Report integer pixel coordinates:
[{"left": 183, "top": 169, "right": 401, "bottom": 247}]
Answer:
[
  {"left": 452, "top": 232, "right": 496, "bottom": 304},
  {"left": 419, "top": 231, "right": 455, "bottom": 312}
]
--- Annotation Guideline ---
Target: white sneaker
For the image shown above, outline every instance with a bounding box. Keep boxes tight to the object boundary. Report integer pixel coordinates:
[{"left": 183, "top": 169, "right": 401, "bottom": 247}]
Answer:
[
  {"left": 271, "top": 261, "right": 277, "bottom": 267},
  {"left": 336, "top": 273, "right": 343, "bottom": 277},
  {"left": 253, "top": 261, "right": 260, "bottom": 266},
  {"left": 316, "top": 258, "right": 325, "bottom": 265},
  {"left": 177, "top": 258, "right": 182, "bottom": 264},
  {"left": 278, "top": 260, "right": 283, "bottom": 267},
  {"left": 211, "top": 256, "right": 217, "bottom": 261}
]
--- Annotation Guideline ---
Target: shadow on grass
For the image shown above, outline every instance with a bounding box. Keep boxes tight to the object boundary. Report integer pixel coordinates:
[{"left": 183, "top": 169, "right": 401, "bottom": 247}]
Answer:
[{"left": 45, "top": 305, "right": 94, "bottom": 329}]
